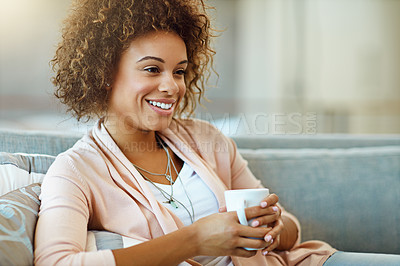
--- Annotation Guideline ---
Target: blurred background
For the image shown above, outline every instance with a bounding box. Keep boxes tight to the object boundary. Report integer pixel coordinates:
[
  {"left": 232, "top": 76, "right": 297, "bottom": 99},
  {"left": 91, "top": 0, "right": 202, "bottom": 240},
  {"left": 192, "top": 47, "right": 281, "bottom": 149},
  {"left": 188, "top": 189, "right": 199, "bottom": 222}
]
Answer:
[{"left": 1, "top": 0, "right": 399, "bottom": 135}]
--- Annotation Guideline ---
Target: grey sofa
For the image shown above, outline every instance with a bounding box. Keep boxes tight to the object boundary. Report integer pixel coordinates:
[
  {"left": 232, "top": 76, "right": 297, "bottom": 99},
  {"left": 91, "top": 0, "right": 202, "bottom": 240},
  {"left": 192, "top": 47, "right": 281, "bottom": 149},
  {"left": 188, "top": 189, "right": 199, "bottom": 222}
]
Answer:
[{"left": 0, "top": 129, "right": 399, "bottom": 265}]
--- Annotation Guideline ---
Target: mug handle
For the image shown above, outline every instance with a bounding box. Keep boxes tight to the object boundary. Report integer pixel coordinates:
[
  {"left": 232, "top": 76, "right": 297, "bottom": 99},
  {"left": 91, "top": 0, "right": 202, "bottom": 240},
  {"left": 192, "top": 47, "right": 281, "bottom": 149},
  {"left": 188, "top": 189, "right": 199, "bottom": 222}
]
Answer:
[{"left": 236, "top": 198, "right": 248, "bottom": 226}]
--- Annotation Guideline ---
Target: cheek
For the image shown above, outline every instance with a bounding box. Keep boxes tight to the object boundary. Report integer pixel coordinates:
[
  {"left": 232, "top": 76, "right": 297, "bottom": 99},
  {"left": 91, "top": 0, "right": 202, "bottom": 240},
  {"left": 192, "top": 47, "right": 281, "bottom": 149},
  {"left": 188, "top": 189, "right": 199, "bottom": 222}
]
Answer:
[
  {"left": 180, "top": 82, "right": 187, "bottom": 97},
  {"left": 129, "top": 81, "right": 154, "bottom": 100}
]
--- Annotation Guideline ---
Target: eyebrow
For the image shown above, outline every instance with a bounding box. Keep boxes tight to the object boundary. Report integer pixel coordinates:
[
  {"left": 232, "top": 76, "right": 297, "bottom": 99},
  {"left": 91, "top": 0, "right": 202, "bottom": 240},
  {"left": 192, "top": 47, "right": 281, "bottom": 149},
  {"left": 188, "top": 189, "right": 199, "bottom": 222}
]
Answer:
[
  {"left": 137, "top": 56, "right": 188, "bottom": 65},
  {"left": 178, "top": 60, "right": 188, "bottom": 65}
]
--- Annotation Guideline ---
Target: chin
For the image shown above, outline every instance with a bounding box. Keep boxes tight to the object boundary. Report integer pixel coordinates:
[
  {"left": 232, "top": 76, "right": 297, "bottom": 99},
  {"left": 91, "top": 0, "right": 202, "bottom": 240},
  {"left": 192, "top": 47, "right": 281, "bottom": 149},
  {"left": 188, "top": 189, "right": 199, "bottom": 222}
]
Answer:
[{"left": 144, "top": 117, "right": 173, "bottom": 132}]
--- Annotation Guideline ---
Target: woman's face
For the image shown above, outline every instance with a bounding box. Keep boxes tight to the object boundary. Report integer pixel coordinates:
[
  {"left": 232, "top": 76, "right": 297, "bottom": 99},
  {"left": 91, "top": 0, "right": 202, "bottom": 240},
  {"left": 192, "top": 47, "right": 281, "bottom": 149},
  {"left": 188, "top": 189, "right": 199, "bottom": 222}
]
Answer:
[{"left": 106, "top": 31, "right": 187, "bottom": 132}]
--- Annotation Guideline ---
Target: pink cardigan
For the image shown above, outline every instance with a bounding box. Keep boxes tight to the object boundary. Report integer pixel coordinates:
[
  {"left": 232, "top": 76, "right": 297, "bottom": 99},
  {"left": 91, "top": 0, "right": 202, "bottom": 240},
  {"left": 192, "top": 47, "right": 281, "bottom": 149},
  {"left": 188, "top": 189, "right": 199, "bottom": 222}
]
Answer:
[{"left": 34, "top": 119, "right": 335, "bottom": 265}]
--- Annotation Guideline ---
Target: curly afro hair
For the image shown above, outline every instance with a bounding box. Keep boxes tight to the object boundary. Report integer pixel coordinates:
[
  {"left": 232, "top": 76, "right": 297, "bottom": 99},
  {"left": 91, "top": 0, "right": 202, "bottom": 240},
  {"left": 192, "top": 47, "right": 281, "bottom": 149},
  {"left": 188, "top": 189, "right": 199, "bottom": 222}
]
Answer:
[{"left": 52, "top": 0, "right": 215, "bottom": 121}]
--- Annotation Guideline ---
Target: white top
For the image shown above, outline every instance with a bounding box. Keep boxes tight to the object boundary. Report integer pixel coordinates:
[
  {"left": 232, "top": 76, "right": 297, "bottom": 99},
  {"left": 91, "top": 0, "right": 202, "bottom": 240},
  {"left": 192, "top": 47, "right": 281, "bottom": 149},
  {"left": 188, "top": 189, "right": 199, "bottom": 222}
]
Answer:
[{"left": 147, "top": 162, "right": 233, "bottom": 266}]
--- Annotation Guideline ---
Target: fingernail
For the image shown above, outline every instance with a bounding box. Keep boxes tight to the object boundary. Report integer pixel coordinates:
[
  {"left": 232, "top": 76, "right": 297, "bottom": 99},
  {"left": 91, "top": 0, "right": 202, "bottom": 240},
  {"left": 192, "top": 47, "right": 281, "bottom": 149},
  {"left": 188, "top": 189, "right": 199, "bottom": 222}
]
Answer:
[
  {"left": 265, "top": 235, "right": 272, "bottom": 242},
  {"left": 272, "top": 206, "right": 278, "bottom": 212},
  {"left": 251, "top": 220, "right": 260, "bottom": 227},
  {"left": 260, "top": 201, "right": 268, "bottom": 208},
  {"left": 263, "top": 250, "right": 268, "bottom": 256}
]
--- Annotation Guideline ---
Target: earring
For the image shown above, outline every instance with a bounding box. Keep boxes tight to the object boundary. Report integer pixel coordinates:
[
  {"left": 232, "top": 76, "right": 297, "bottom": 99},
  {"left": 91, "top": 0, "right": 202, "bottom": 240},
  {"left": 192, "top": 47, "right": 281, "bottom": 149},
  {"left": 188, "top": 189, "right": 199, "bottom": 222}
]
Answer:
[{"left": 106, "top": 83, "right": 111, "bottom": 87}]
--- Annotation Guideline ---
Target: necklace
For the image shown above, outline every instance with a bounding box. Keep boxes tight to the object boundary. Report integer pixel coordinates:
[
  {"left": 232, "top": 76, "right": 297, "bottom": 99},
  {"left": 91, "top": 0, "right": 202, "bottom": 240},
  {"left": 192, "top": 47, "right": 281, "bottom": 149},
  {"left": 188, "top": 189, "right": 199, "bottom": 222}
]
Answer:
[
  {"left": 143, "top": 173, "right": 195, "bottom": 223},
  {"left": 132, "top": 135, "right": 174, "bottom": 183},
  {"left": 131, "top": 134, "right": 195, "bottom": 223}
]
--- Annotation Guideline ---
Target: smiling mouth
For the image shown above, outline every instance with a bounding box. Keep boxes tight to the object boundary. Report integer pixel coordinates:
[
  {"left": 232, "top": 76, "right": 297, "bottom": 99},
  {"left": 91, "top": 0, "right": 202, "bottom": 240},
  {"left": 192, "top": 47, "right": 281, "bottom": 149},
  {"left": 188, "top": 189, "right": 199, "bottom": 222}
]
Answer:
[{"left": 147, "top": 100, "right": 173, "bottom": 110}]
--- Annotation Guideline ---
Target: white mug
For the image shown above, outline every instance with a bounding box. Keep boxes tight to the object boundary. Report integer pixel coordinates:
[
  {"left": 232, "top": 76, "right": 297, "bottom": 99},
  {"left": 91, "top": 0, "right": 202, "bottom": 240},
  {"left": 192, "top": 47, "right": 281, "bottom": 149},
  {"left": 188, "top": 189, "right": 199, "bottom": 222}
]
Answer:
[{"left": 224, "top": 188, "right": 270, "bottom": 250}]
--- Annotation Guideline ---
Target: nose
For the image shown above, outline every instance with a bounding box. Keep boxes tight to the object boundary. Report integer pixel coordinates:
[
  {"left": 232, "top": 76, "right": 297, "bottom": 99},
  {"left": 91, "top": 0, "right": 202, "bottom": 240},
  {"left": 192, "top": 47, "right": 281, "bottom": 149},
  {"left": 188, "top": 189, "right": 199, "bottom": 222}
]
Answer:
[{"left": 158, "top": 74, "right": 180, "bottom": 95}]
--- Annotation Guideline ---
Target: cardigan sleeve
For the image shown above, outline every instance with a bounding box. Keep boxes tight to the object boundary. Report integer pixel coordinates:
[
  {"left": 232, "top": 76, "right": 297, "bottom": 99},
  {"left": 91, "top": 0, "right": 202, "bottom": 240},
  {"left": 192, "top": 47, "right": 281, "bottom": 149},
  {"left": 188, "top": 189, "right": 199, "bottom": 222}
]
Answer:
[{"left": 34, "top": 155, "right": 116, "bottom": 266}]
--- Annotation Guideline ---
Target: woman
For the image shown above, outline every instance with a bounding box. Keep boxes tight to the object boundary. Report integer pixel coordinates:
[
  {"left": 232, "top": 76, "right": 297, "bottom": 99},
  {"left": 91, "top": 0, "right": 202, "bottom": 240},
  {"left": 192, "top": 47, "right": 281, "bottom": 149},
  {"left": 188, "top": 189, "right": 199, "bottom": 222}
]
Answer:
[{"left": 34, "top": 0, "right": 335, "bottom": 265}]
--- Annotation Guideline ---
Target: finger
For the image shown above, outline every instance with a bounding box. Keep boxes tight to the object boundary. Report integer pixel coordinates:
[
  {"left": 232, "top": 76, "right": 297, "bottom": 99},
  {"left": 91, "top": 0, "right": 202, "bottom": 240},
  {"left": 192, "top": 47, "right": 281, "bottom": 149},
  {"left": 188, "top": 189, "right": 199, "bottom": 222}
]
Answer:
[
  {"left": 237, "top": 237, "right": 269, "bottom": 251},
  {"left": 260, "top": 193, "right": 279, "bottom": 208},
  {"left": 251, "top": 205, "right": 281, "bottom": 227},
  {"left": 227, "top": 210, "right": 272, "bottom": 232},
  {"left": 244, "top": 205, "right": 278, "bottom": 222},
  {"left": 263, "top": 219, "right": 284, "bottom": 243},
  {"left": 238, "top": 223, "right": 272, "bottom": 239},
  {"left": 262, "top": 235, "right": 280, "bottom": 255},
  {"left": 261, "top": 239, "right": 279, "bottom": 256},
  {"left": 232, "top": 248, "right": 258, "bottom": 258}
]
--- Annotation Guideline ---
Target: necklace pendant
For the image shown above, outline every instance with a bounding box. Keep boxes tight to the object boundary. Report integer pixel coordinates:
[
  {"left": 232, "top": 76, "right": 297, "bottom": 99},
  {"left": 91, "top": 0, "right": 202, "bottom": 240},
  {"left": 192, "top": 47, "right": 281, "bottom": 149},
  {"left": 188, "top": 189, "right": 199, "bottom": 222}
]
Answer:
[
  {"left": 164, "top": 199, "right": 178, "bottom": 208},
  {"left": 170, "top": 200, "right": 178, "bottom": 209},
  {"left": 165, "top": 174, "right": 173, "bottom": 182}
]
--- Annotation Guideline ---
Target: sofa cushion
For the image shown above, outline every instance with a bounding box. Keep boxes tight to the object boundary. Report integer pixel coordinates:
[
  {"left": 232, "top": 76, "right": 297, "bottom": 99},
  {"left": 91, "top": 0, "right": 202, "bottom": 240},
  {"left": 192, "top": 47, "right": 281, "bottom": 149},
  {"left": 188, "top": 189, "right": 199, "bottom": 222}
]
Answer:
[
  {"left": 239, "top": 146, "right": 400, "bottom": 254},
  {"left": 86, "top": 231, "right": 142, "bottom": 251},
  {"left": 0, "top": 152, "right": 55, "bottom": 196},
  {"left": 233, "top": 135, "right": 400, "bottom": 149},
  {"left": 0, "top": 183, "right": 41, "bottom": 266},
  {"left": 0, "top": 129, "right": 81, "bottom": 156}
]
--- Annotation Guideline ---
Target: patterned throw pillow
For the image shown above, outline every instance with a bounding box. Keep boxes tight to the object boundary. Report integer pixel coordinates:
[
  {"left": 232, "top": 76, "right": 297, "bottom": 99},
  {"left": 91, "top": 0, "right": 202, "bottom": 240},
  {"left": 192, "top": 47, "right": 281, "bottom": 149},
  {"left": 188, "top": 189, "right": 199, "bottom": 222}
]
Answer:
[
  {"left": 0, "top": 152, "right": 54, "bottom": 265},
  {"left": 0, "top": 152, "right": 55, "bottom": 196},
  {"left": 0, "top": 183, "right": 41, "bottom": 265},
  {"left": 0, "top": 152, "right": 139, "bottom": 264}
]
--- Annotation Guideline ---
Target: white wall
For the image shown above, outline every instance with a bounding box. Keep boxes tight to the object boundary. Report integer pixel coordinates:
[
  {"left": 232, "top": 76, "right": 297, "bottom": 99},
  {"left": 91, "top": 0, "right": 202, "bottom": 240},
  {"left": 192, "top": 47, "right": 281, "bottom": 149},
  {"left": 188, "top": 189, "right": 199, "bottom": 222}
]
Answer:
[
  {"left": 303, "top": 0, "right": 400, "bottom": 133},
  {"left": 0, "top": 0, "right": 70, "bottom": 109},
  {"left": 219, "top": 0, "right": 400, "bottom": 133}
]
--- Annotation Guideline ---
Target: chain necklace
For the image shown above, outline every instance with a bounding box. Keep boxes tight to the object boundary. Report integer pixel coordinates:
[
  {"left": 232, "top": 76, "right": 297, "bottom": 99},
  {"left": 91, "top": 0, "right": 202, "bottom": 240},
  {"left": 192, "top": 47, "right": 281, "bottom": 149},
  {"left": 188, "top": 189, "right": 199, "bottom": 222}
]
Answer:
[
  {"left": 132, "top": 135, "right": 174, "bottom": 183},
  {"left": 132, "top": 134, "right": 195, "bottom": 223}
]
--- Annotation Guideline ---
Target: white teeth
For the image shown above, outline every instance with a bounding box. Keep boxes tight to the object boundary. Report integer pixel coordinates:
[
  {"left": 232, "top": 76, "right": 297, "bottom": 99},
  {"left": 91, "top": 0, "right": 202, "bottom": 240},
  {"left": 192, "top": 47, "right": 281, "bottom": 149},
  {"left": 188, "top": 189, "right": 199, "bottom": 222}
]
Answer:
[{"left": 148, "top": 100, "right": 173, "bottom": 110}]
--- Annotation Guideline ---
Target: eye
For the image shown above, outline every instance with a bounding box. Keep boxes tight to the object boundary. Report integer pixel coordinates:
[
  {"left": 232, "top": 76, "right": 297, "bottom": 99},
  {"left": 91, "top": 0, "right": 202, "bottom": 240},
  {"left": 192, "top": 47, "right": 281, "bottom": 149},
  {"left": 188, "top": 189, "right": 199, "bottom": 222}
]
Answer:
[
  {"left": 174, "top": 69, "right": 186, "bottom": 76},
  {"left": 144, "top": 66, "right": 160, "bottom": 73}
]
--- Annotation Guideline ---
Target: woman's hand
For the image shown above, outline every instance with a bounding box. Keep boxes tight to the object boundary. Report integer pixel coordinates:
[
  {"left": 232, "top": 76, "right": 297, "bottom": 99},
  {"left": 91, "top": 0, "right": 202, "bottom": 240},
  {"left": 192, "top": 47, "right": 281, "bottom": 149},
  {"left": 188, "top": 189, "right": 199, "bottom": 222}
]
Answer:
[
  {"left": 190, "top": 209, "right": 273, "bottom": 258},
  {"left": 247, "top": 193, "right": 284, "bottom": 255}
]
